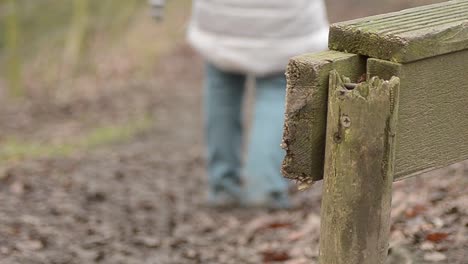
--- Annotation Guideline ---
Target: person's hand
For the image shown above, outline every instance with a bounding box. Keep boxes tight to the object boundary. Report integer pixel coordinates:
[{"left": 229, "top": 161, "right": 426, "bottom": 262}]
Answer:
[{"left": 149, "top": 0, "right": 165, "bottom": 21}]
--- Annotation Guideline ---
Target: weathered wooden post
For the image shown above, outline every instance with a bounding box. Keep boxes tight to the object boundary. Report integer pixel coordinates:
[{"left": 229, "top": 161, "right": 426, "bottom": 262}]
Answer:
[
  {"left": 319, "top": 72, "right": 400, "bottom": 264},
  {"left": 282, "top": 1, "right": 468, "bottom": 263}
]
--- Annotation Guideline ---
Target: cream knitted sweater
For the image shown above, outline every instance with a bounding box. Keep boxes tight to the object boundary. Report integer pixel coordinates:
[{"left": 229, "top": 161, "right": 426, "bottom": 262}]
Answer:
[
  {"left": 187, "top": 0, "right": 329, "bottom": 76},
  {"left": 150, "top": 0, "right": 330, "bottom": 76}
]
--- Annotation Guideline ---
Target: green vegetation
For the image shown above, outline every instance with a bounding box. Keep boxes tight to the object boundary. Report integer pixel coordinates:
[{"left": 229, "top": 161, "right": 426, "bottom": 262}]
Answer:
[
  {"left": 0, "top": 0, "right": 143, "bottom": 56},
  {"left": 4, "top": 0, "right": 22, "bottom": 97},
  {"left": 63, "top": 0, "right": 90, "bottom": 70},
  {"left": 0, "top": 116, "right": 153, "bottom": 161},
  {"left": 0, "top": 0, "right": 191, "bottom": 161},
  {"left": 0, "top": 0, "right": 146, "bottom": 93}
]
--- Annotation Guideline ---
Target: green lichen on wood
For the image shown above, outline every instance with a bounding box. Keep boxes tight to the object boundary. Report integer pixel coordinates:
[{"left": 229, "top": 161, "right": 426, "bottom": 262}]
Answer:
[
  {"left": 366, "top": 58, "right": 402, "bottom": 81},
  {"left": 329, "top": 25, "right": 407, "bottom": 61},
  {"left": 319, "top": 70, "right": 400, "bottom": 264},
  {"left": 285, "top": 49, "right": 468, "bottom": 185},
  {"left": 281, "top": 51, "right": 366, "bottom": 186},
  {"left": 367, "top": 49, "right": 468, "bottom": 180},
  {"left": 329, "top": 0, "right": 468, "bottom": 62}
]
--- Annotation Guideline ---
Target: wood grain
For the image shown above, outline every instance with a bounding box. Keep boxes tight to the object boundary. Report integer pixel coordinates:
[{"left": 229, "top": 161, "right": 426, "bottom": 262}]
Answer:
[
  {"left": 281, "top": 51, "right": 366, "bottom": 186},
  {"left": 368, "top": 49, "right": 468, "bottom": 180},
  {"left": 329, "top": 0, "right": 468, "bottom": 62},
  {"left": 319, "top": 71, "right": 399, "bottom": 264}
]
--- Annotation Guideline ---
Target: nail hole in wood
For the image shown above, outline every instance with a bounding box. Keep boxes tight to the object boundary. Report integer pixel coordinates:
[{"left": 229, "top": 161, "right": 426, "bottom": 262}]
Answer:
[{"left": 344, "top": 83, "right": 357, "bottom": 90}]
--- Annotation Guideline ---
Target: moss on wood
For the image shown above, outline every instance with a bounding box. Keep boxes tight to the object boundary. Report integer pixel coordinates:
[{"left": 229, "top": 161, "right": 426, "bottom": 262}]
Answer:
[
  {"left": 319, "top": 70, "right": 400, "bottom": 264},
  {"left": 329, "top": 0, "right": 468, "bottom": 62},
  {"left": 281, "top": 51, "right": 366, "bottom": 186}
]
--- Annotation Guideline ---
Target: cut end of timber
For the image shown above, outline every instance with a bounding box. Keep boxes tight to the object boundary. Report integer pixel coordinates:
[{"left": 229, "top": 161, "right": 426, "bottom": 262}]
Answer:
[{"left": 281, "top": 51, "right": 366, "bottom": 186}]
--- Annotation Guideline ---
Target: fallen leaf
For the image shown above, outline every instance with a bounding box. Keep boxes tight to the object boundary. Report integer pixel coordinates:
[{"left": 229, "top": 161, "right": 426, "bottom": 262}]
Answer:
[
  {"left": 420, "top": 241, "right": 435, "bottom": 251},
  {"left": 431, "top": 218, "right": 444, "bottom": 229},
  {"left": 133, "top": 237, "right": 161, "bottom": 248},
  {"left": 10, "top": 181, "right": 26, "bottom": 195},
  {"left": 285, "top": 258, "right": 309, "bottom": 264},
  {"left": 287, "top": 231, "right": 305, "bottom": 242},
  {"left": 0, "top": 246, "right": 11, "bottom": 255},
  {"left": 405, "top": 204, "right": 427, "bottom": 218},
  {"left": 261, "top": 250, "right": 291, "bottom": 262},
  {"left": 266, "top": 221, "right": 293, "bottom": 229},
  {"left": 287, "top": 214, "right": 320, "bottom": 242},
  {"left": 426, "top": 232, "right": 449, "bottom": 243},
  {"left": 183, "top": 249, "right": 199, "bottom": 260},
  {"left": 16, "top": 239, "right": 44, "bottom": 251},
  {"left": 423, "top": 252, "right": 447, "bottom": 262},
  {"left": 246, "top": 217, "right": 293, "bottom": 236}
]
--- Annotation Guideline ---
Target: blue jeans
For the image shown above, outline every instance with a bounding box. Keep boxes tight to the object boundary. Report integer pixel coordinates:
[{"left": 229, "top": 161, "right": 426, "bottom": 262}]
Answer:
[{"left": 204, "top": 63, "right": 288, "bottom": 206}]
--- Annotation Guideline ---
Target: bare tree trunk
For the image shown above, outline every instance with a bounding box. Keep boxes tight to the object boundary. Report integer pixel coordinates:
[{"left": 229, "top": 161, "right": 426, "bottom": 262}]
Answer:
[
  {"left": 64, "top": 0, "right": 89, "bottom": 70},
  {"left": 5, "top": 0, "right": 23, "bottom": 97}
]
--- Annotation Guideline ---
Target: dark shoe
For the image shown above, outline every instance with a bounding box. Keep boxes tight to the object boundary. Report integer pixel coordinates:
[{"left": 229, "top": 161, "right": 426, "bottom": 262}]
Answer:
[
  {"left": 242, "top": 191, "right": 290, "bottom": 209},
  {"left": 206, "top": 189, "right": 242, "bottom": 208},
  {"left": 206, "top": 178, "right": 243, "bottom": 208}
]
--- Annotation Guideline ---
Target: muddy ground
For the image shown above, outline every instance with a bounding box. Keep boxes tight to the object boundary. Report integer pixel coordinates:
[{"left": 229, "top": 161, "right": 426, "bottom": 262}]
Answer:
[{"left": 0, "top": 1, "right": 467, "bottom": 263}]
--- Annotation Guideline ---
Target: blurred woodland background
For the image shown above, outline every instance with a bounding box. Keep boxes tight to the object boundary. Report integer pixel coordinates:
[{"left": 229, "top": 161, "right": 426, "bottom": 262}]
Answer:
[
  {"left": 0, "top": 0, "right": 451, "bottom": 162},
  {"left": 0, "top": 0, "right": 189, "bottom": 161},
  {"left": 0, "top": 0, "right": 466, "bottom": 264}
]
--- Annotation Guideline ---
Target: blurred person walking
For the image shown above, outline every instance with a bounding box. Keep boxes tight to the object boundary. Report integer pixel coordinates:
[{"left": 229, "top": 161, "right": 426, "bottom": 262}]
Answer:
[{"left": 150, "top": 0, "right": 329, "bottom": 208}]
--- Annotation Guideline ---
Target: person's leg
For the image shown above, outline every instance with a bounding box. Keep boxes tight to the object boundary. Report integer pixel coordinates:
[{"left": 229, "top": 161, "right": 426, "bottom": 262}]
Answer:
[
  {"left": 244, "top": 73, "right": 289, "bottom": 208},
  {"left": 204, "top": 63, "right": 246, "bottom": 204}
]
